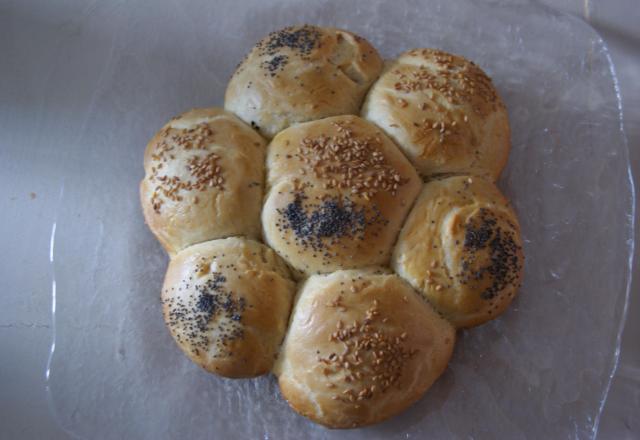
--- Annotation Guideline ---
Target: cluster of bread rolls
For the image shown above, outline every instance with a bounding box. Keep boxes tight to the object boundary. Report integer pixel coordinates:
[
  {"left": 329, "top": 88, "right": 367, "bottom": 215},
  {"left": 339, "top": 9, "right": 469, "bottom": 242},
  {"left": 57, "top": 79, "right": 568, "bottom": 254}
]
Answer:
[{"left": 140, "top": 24, "right": 523, "bottom": 429}]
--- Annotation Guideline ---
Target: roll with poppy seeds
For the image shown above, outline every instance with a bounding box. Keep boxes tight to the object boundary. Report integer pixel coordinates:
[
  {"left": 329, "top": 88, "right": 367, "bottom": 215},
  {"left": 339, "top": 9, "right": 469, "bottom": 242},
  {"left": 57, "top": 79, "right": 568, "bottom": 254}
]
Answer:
[
  {"left": 362, "top": 48, "right": 510, "bottom": 180},
  {"left": 161, "top": 237, "right": 296, "bottom": 378},
  {"left": 262, "top": 115, "right": 422, "bottom": 277},
  {"left": 391, "top": 175, "right": 524, "bottom": 328},
  {"left": 140, "top": 108, "right": 267, "bottom": 256},
  {"left": 224, "top": 25, "right": 383, "bottom": 139},
  {"left": 274, "top": 269, "right": 455, "bottom": 428}
]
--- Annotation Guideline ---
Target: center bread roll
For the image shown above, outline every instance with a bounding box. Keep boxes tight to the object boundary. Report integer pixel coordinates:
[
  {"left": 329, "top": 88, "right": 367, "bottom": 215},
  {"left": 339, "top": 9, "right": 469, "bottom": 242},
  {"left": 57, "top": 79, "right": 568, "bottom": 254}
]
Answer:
[{"left": 262, "top": 115, "right": 421, "bottom": 276}]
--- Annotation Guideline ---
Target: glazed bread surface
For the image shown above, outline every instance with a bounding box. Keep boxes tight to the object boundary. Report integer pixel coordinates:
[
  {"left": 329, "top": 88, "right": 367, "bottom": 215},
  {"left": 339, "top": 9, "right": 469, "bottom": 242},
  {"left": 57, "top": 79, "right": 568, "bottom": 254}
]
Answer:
[
  {"left": 139, "top": 32, "right": 524, "bottom": 431},
  {"left": 274, "top": 269, "right": 455, "bottom": 428},
  {"left": 225, "top": 25, "right": 383, "bottom": 138},
  {"left": 162, "top": 237, "right": 296, "bottom": 378},
  {"left": 140, "top": 108, "right": 266, "bottom": 256},
  {"left": 362, "top": 48, "right": 510, "bottom": 180},
  {"left": 262, "top": 115, "right": 421, "bottom": 276},
  {"left": 392, "top": 176, "right": 524, "bottom": 328}
]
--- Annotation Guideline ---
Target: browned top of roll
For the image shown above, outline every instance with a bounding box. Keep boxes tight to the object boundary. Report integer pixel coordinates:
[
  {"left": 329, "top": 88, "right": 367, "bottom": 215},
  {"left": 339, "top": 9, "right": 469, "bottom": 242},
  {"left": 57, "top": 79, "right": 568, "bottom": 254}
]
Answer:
[
  {"left": 274, "top": 269, "right": 455, "bottom": 428},
  {"left": 225, "top": 25, "right": 383, "bottom": 138},
  {"left": 362, "top": 48, "right": 510, "bottom": 180},
  {"left": 262, "top": 115, "right": 421, "bottom": 276},
  {"left": 140, "top": 108, "right": 266, "bottom": 256}
]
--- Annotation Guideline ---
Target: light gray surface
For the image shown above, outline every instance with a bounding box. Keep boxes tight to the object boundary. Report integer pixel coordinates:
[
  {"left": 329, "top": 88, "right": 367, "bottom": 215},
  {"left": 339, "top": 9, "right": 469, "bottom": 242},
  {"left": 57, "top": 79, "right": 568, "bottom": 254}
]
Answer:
[
  {"left": 0, "top": 0, "right": 638, "bottom": 438},
  {"left": 584, "top": 1, "right": 640, "bottom": 435}
]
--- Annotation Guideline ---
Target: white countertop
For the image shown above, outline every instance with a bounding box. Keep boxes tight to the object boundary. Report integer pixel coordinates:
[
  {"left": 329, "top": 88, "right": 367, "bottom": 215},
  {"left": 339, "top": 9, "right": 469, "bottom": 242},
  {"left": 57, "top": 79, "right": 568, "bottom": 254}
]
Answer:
[{"left": 1, "top": 0, "right": 638, "bottom": 437}]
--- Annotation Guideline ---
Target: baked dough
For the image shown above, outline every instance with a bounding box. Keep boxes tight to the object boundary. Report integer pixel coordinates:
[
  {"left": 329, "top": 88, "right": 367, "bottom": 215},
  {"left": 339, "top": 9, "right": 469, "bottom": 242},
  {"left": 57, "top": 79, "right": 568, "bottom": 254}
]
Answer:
[
  {"left": 161, "top": 237, "right": 296, "bottom": 378},
  {"left": 262, "top": 115, "right": 421, "bottom": 276},
  {"left": 138, "top": 27, "right": 525, "bottom": 430},
  {"left": 392, "top": 176, "right": 524, "bottom": 328},
  {"left": 362, "top": 49, "right": 510, "bottom": 180},
  {"left": 140, "top": 108, "right": 266, "bottom": 255},
  {"left": 274, "top": 269, "right": 455, "bottom": 428},
  {"left": 225, "top": 25, "right": 383, "bottom": 138}
]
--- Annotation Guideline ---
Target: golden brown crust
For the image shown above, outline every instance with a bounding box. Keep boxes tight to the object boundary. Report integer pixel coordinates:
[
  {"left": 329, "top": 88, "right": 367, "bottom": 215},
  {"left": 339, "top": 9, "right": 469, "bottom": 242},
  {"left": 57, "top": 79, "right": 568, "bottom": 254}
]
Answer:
[
  {"left": 392, "top": 176, "right": 524, "bottom": 328},
  {"left": 262, "top": 115, "right": 421, "bottom": 276},
  {"left": 161, "top": 237, "right": 296, "bottom": 378},
  {"left": 137, "top": 30, "right": 525, "bottom": 429},
  {"left": 274, "top": 269, "right": 455, "bottom": 428},
  {"left": 225, "top": 25, "right": 383, "bottom": 138},
  {"left": 362, "top": 49, "right": 510, "bottom": 180},
  {"left": 140, "top": 108, "right": 267, "bottom": 256}
]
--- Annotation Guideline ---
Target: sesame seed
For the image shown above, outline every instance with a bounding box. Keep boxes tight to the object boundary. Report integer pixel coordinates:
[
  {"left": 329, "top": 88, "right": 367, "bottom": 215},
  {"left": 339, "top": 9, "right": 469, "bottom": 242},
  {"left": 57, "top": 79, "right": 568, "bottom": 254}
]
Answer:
[
  {"left": 318, "top": 291, "right": 418, "bottom": 402},
  {"left": 292, "top": 121, "right": 408, "bottom": 199},
  {"left": 148, "top": 123, "right": 222, "bottom": 214}
]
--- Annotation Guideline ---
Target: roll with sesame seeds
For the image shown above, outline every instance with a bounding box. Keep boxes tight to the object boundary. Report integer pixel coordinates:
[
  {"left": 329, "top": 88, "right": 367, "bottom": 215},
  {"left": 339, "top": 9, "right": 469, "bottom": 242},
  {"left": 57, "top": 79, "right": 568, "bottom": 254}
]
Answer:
[
  {"left": 137, "top": 25, "right": 527, "bottom": 428},
  {"left": 161, "top": 237, "right": 296, "bottom": 378},
  {"left": 362, "top": 48, "right": 511, "bottom": 180},
  {"left": 140, "top": 108, "right": 267, "bottom": 256},
  {"left": 392, "top": 176, "right": 524, "bottom": 328},
  {"left": 262, "top": 115, "right": 421, "bottom": 277},
  {"left": 224, "top": 25, "right": 383, "bottom": 139},
  {"left": 274, "top": 269, "right": 455, "bottom": 428}
]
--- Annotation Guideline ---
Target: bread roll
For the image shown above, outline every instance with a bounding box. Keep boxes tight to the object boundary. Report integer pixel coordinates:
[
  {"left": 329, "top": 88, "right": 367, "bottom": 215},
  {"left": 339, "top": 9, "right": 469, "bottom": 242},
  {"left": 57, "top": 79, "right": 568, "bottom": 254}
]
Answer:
[
  {"left": 136, "top": 25, "right": 524, "bottom": 428},
  {"left": 262, "top": 115, "right": 421, "bottom": 276},
  {"left": 392, "top": 176, "right": 523, "bottom": 328},
  {"left": 140, "top": 108, "right": 266, "bottom": 255},
  {"left": 161, "top": 237, "right": 296, "bottom": 378},
  {"left": 274, "top": 269, "right": 455, "bottom": 428},
  {"left": 225, "top": 25, "right": 383, "bottom": 139},
  {"left": 362, "top": 49, "right": 510, "bottom": 180}
]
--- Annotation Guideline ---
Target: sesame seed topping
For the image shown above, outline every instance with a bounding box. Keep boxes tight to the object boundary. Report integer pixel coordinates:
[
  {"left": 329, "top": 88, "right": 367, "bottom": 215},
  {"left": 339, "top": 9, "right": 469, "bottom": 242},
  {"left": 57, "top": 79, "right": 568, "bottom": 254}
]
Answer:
[
  {"left": 292, "top": 121, "right": 409, "bottom": 199},
  {"left": 318, "top": 297, "right": 417, "bottom": 403},
  {"left": 148, "top": 122, "right": 223, "bottom": 213},
  {"left": 390, "top": 49, "right": 501, "bottom": 153}
]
